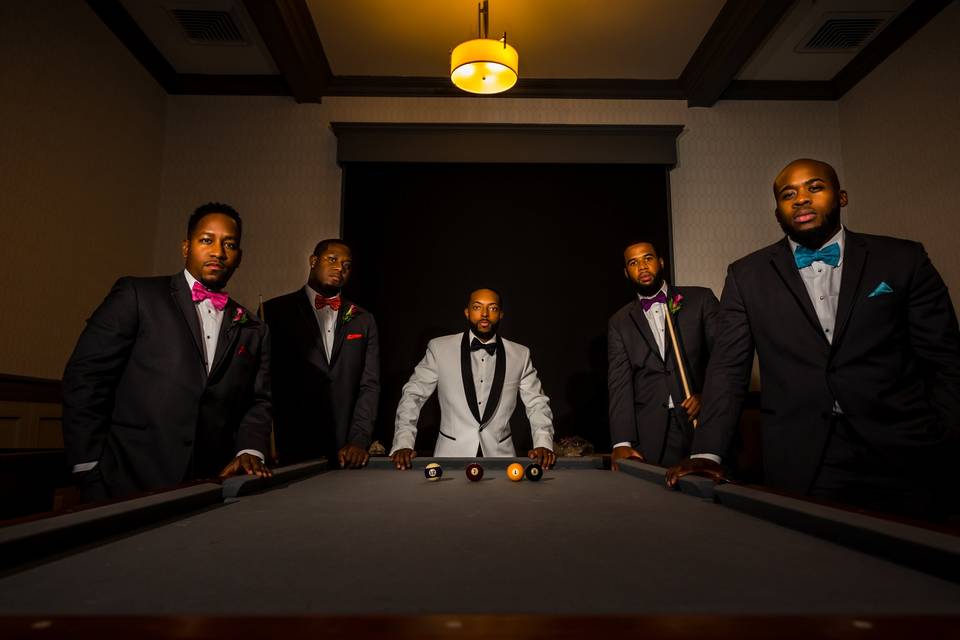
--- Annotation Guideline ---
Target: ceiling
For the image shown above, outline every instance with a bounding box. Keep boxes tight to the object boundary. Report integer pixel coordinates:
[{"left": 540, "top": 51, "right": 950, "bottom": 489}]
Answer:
[{"left": 91, "top": 0, "right": 949, "bottom": 107}]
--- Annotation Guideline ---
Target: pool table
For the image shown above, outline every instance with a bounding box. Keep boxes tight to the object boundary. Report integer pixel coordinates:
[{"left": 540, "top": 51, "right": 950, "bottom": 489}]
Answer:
[{"left": 1, "top": 457, "right": 958, "bottom": 638}]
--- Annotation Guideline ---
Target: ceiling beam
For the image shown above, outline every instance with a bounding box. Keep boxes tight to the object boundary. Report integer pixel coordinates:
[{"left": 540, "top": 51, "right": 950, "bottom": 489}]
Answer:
[
  {"left": 85, "top": 0, "right": 178, "bottom": 92},
  {"left": 680, "top": 0, "right": 795, "bottom": 108},
  {"left": 327, "top": 77, "right": 684, "bottom": 100},
  {"left": 831, "top": 0, "right": 953, "bottom": 99},
  {"left": 241, "top": 0, "right": 331, "bottom": 103}
]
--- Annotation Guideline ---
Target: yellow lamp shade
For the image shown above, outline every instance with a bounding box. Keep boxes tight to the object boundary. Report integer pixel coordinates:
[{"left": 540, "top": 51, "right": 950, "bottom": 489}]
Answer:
[{"left": 450, "top": 38, "right": 519, "bottom": 94}]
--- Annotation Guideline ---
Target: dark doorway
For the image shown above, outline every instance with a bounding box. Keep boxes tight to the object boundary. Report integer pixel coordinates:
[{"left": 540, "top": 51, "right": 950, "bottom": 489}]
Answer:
[{"left": 342, "top": 162, "right": 672, "bottom": 453}]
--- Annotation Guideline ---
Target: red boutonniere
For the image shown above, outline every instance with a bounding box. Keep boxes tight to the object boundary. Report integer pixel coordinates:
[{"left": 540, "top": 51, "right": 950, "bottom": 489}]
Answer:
[
  {"left": 667, "top": 294, "right": 683, "bottom": 315},
  {"left": 232, "top": 307, "right": 249, "bottom": 324},
  {"left": 343, "top": 304, "right": 360, "bottom": 324}
]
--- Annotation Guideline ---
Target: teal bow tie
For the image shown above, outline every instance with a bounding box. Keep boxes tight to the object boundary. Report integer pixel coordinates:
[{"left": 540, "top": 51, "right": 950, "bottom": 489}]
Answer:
[{"left": 794, "top": 242, "right": 841, "bottom": 269}]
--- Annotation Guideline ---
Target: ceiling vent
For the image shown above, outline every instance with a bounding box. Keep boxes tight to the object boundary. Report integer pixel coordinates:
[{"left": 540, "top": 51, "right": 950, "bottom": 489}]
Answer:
[
  {"left": 170, "top": 8, "right": 248, "bottom": 45},
  {"left": 796, "top": 12, "right": 894, "bottom": 53}
]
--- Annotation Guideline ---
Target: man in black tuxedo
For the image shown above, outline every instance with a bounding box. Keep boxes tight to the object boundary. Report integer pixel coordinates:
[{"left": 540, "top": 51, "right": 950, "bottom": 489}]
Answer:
[
  {"left": 264, "top": 239, "right": 379, "bottom": 468},
  {"left": 63, "top": 203, "right": 272, "bottom": 501},
  {"left": 608, "top": 242, "right": 720, "bottom": 468},
  {"left": 668, "top": 159, "right": 960, "bottom": 518}
]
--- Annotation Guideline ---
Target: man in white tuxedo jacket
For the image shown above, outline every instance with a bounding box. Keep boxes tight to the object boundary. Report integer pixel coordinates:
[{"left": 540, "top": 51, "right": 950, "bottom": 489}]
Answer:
[{"left": 390, "top": 288, "right": 556, "bottom": 469}]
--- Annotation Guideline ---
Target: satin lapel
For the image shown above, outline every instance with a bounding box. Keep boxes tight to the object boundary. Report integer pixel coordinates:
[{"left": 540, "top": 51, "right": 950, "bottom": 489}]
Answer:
[
  {"left": 627, "top": 299, "right": 663, "bottom": 364},
  {"left": 294, "top": 291, "right": 329, "bottom": 369},
  {"left": 329, "top": 300, "right": 350, "bottom": 365},
  {"left": 832, "top": 231, "right": 868, "bottom": 349},
  {"left": 169, "top": 274, "right": 206, "bottom": 374},
  {"left": 460, "top": 332, "right": 483, "bottom": 424},
  {"left": 209, "top": 299, "right": 241, "bottom": 376},
  {"left": 769, "top": 239, "right": 829, "bottom": 344},
  {"left": 479, "top": 338, "right": 506, "bottom": 428}
]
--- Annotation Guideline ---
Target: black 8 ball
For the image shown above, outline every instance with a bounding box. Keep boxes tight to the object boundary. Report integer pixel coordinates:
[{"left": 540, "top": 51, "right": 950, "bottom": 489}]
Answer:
[
  {"left": 524, "top": 463, "right": 543, "bottom": 481},
  {"left": 465, "top": 462, "right": 484, "bottom": 482}
]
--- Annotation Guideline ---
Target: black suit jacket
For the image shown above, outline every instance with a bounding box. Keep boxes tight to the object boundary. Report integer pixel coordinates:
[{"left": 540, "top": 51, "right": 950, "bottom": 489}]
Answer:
[
  {"left": 62, "top": 273, "right": 272, "bottom": 497},
  {"left": 264, "top": 289, "right": 380, "bottom": 463},
  {"left": 608, "top": 285, "right": 720, "bottom": 462},
  {"left": 694, "top": 230, "right": 960, "bottom": 493}
]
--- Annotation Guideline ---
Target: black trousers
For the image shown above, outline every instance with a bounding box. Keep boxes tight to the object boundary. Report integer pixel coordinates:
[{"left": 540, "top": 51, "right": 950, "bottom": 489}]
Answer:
[
  {"left": 809, "top": 414, "right": 944, "bottom": 520},
  {"left": 657, "top": 408, "right": 693, "bottom": 467}
]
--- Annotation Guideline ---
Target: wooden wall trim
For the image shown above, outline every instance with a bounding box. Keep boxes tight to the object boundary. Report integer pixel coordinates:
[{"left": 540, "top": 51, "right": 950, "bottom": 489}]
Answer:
[
  {"left": 0, "top": 375, "right": 62, "bottom": 404},
  {"left": 330, "top": 123, "right": 684, "bottom": 166}
]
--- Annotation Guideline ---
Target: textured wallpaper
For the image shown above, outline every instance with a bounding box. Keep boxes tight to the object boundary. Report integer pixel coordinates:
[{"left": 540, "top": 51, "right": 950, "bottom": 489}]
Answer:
[
  {"left": 154, "top": 96, "right": 842, "bottom": 312},
  {"left": 839, "top": 1, "right": 960, "bottom": 311},
  {"left": 0, "top": 2, "right": 166, "bottom": 379}
]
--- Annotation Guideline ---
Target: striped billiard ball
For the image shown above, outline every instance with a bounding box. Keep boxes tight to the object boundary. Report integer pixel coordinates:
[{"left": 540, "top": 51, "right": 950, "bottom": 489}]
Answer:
[{"left": 424, "top": 462, "right": 443, "bottom": 481}]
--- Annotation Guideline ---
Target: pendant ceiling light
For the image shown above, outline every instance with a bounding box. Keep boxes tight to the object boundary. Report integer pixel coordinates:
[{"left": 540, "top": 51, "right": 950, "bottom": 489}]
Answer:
[{"left": 450, "top": 1, "right": 518, "bottom": 95}]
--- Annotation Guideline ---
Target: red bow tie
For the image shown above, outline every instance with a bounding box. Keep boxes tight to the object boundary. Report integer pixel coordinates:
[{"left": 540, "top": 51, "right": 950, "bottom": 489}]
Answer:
[
  {"left": 191, "top": 281, "right": 229, "bottom": 311},
  {"left": 315, "top": 295, "right": 342, "bottom": 311}
]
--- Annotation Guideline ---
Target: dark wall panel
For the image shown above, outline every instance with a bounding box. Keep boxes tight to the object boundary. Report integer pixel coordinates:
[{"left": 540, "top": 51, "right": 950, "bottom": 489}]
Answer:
[{"left": 343, "top": 162, "right": 671, "bottom": 453}]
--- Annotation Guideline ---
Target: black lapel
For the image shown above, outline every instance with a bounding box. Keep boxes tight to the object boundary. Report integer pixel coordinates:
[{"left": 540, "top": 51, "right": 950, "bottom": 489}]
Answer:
[
  {"left": 169, "top": 274, "right": 207, "bottom": 374},
  {"left": 209, "top": 299, "right": 241, "bottom": 376},
  {"left": 479, "top": 337, "right": 507, "bottom": 427},
  {"left": 627, "top": 299, "right": 664, "bottom": 364},
  {"left": 769, "top": 239, "right": 830, "bottom": 345},
  {"left": 460, "top": 332, "right": 483, "bottom": 424},
  {"left": 832, "top": 230, "right": 868, "bottom": 348},
  {"left": 329, "top": 299, "right": 350, "bottom": 365},
  {"left": 295, "top": 289, "right": 329, "bottom": 369}
]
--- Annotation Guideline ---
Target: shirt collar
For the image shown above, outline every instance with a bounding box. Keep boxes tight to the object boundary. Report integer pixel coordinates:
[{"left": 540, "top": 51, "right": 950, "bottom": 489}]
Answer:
[
  {"left": 787, "top": 225, "right": 845, "bottom": 266},
  {"left": 469, "top": 330, "right": 498, "bottom": 345}
]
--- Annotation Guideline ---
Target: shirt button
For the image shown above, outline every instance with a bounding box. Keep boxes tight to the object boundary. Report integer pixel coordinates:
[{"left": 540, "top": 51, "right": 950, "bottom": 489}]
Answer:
[
  {"left": 817, "top": 269, "right": 823, "bottom": 273},
  {"left": 825, "top": 328, "right": 831, "bottom": 333},
  {"left": 819, "top": 295, "right": 824, "bottom": 300}
]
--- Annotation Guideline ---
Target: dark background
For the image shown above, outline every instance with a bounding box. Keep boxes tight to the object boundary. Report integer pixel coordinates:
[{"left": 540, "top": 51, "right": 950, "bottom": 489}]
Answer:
[{"left": 342, "top": 162, "right": 672, "bottom": 452}]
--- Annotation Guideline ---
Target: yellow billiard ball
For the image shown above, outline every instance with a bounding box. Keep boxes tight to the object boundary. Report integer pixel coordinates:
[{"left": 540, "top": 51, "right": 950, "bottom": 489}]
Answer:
[
  {"left": 506, "top": 463, "right": 524, "bottom": 482},
  {"left": 424, "top": 462, "right": 443, "bottom": 481}
]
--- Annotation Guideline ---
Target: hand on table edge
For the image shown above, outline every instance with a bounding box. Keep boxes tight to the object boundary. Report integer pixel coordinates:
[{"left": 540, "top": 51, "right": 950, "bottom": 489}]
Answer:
[
  {"left": 611, "top": 445, "right": 646, "bottom": 471},
  {"left": 391, "top": 448, "right": 416, "bottom": 470},
  {"left": 664, "top": 457, "right": 726, "bottom": 488},
  {"left": 219, "top": 452, "right": 272, "bottom": 478},
  {"left": 338, "top": 443, "right": 370, "bottom": 469}
]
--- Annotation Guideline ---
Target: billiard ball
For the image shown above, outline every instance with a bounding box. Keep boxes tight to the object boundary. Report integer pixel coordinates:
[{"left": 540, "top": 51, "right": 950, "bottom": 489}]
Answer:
[
  {"left": 506, "top": 463, "right": 524, "bottom": 482},
  {"left": 424, "top": 462, "right": 443, "bottom": 481},
  {"left": 524, "top": 463, "right": 543, "bottom": 481},
  {"left": 465, "top": 463, "right": 484, "bottom": 482}
]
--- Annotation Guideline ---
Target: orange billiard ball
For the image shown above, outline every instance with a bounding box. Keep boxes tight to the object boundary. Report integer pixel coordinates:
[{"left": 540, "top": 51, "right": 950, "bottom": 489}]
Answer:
[{"left": 506, "top": 463, "right": 524, "bottom": 482}]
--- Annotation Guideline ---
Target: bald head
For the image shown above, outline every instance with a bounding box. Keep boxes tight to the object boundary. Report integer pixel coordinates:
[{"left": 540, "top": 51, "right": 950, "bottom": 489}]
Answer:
[{"left": 774, "top": 159, "right": 841, "bottom": 197}]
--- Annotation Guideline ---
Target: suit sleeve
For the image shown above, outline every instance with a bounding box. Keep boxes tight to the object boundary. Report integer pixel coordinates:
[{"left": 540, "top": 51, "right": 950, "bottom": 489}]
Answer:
[
  {"left": 906, "top": 244, "right": 960, "bottom": 437},
  {"left": 62, "top": 277, "right": 140, "bottom": 470},
  {"left": 391, "top": 341, "right": 440, "bottom": 454},
  {"left": 607, "top": 318, "right": 637, "bottom": 446},
  {"left": 517, "top": 349, "right": 555, "bottom": 451},
  {"left": 693, "top": 267, "right": 755, "bottom": 458},
  {"left": 235, "top": 320, "right": 273, "bottom": 456},
  {"left": 347, "top": 316, "right": 381, "bottom": 448},
  {"left": 701, "top": 288, "right": 721, "bottom": 355}
]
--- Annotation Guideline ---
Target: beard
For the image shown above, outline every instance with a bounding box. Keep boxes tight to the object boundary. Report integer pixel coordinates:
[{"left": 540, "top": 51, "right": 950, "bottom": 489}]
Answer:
[
  {"left": 777, "top": 206, "right": 841, "bottom": 249},
  {"left": 632, "top": 273, "right": 665, "bottom": 298},
  {"left": 468, "top": 319, "right": 499, "bottom": 340}
]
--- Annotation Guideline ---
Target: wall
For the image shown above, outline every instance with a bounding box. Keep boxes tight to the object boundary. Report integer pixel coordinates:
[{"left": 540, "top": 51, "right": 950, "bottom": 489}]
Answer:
[
  {"left": 0, "top": 2, "right": 167, "bottom": 379},
  {"left": 154, "top": 96, "right": 843, "bottom": 308},
  {"left": 839, "top": 1, "right": 960, "bottom": 309}
]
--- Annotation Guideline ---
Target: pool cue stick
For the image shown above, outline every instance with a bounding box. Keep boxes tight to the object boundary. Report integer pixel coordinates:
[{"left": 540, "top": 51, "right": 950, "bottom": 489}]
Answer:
[
  {"left": 258, "top": 294, "right": 280, "bottom": 464},
  {"left": 663, "top": 306, "right": 698, "bottom": 428}
]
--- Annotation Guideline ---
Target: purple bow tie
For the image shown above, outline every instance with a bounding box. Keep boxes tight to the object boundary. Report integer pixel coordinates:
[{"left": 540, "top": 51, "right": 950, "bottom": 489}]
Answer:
[
  {"left": 639, "top": 291, "right": 667, "bottom": 312},
  {"left": 191, "top": 281, "right": 229, "bottom": 311}
]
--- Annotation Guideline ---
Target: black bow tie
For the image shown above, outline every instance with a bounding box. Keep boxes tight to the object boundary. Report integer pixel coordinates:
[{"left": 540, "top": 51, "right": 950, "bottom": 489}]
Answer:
[{"left": 470, "top": 338, "right": 497, "bottom": 356}]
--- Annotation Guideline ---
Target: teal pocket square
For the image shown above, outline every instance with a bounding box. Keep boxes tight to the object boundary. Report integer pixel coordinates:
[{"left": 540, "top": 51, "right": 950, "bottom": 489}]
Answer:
[{"left": 868, "top": 282, "right": 893, "bottom": 298}]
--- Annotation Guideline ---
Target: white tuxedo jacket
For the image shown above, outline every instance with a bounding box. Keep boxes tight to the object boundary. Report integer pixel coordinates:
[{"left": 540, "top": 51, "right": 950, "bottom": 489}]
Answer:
[{"left": 390, "top": 332, "right": 555, "bottom": 456}]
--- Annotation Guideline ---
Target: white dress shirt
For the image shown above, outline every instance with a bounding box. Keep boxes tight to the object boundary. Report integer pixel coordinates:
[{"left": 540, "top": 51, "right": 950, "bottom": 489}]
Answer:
[
  {"left": 470, "top": 331, "right": 498, "bottom": 412},
  {"left": 305, "top": 285, "right": 339, "bottom": 361},
  {"left": 693, "top": 226, "right": 847, "bottom": 465}
]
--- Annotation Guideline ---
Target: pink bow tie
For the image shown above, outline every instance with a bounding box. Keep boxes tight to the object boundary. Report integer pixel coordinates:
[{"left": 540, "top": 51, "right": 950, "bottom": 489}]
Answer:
[{"left": 191, "top": 281, "right": 229, "bottom": 311}]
